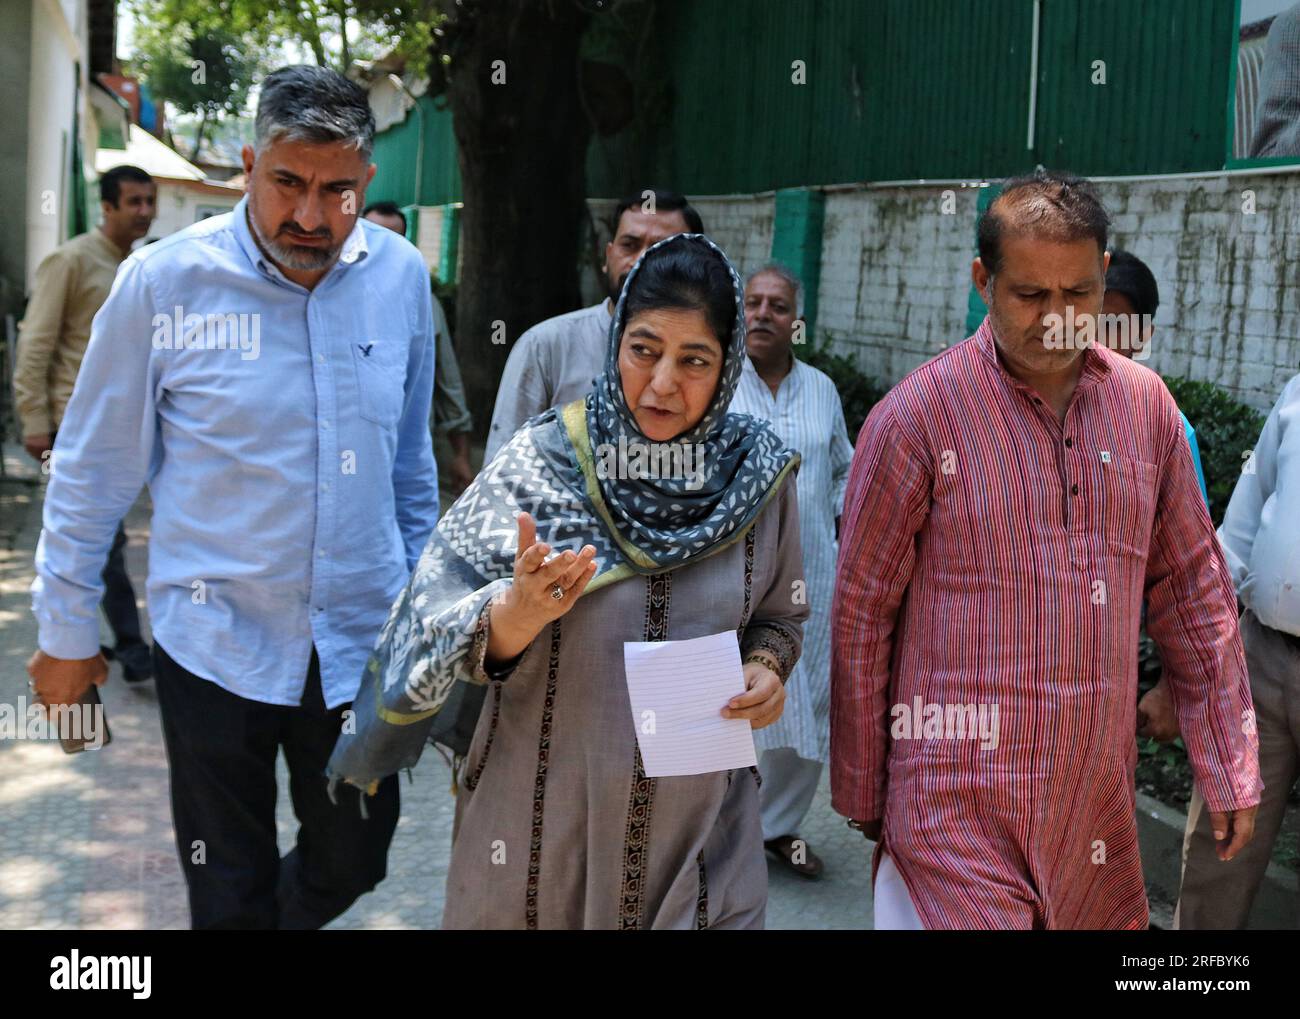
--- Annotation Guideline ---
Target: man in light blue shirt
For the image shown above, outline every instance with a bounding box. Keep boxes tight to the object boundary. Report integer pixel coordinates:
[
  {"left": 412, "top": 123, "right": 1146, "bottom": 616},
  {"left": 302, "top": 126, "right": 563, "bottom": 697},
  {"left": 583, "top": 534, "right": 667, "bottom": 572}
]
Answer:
[
  {"left": 1178, "top": 371, "right": 1300, "bottom": 929},
  {"left": 26, "top": 66, "right": 439, "bottom": 929}
]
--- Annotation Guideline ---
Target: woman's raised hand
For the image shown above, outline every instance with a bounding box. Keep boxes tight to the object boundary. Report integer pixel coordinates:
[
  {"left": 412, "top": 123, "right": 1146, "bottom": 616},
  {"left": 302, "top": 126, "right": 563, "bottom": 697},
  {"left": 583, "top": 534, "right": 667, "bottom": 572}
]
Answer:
[
  {"left": 509, "top": 511, "right": 598, "bottom": 625},
  {"left": 486, "top": 512, "right": 598, "bottom": 667}
]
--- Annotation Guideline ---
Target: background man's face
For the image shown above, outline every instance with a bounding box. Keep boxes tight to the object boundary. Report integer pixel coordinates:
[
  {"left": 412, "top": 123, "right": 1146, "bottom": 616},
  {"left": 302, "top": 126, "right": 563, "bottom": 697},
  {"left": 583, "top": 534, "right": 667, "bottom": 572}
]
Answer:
[
  {"left": 743, "top": 272, "right": 797, "bottom": 362},
  {"left": 102, "top": 180, "right": 157, "bottom": 243},
  {"left": 1100, "top": 290, "right": 1155, "bottom": 359},
  {"left": 977, "top": 233, "right": 1107, "bottom": 377},
  {"left": 242, "top": 138, "right": 375, "bottom": 271},
  {"left": 605, "top": 208, "right": 692, "bottom": 301},
  {"left": 364, "top": 210, "right": 406, "bottom": 235}
]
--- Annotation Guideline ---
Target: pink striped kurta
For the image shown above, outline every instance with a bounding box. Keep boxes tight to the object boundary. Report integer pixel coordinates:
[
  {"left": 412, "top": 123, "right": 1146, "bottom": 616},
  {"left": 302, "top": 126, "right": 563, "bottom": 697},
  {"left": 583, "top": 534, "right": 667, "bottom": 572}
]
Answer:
[{"left": 830, "top": 318, "right": 1261, "bottom": 929}]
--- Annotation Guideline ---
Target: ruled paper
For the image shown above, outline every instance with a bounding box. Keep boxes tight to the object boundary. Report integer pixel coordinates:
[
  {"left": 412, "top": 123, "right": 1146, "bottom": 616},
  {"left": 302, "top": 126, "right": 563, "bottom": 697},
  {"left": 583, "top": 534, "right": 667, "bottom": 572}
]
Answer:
[{"left": 622, "top": 630, "right": 757, "bottom": 778}]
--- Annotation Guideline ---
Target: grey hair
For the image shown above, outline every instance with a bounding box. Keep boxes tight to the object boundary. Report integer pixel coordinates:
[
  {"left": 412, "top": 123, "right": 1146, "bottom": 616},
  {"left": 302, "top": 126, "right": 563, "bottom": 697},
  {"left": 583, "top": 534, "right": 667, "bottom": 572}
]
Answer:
[
  {"left": 254, "top": 65, "right": 376, "bottom": 162},
  {"left": 746, "top": 262, "right": 804, "bottom": 317}
]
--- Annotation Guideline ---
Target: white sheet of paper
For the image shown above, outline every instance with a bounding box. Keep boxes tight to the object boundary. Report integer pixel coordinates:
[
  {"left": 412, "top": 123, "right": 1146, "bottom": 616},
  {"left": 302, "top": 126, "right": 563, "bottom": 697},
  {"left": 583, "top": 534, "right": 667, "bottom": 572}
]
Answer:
[{"left": 622, "top": 629, "right": 757, "bottom": 778}]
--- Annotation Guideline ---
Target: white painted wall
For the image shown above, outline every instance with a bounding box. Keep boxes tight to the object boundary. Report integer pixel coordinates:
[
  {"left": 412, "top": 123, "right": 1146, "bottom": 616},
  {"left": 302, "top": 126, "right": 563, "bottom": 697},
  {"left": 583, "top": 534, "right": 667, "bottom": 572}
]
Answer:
[
  {"left": 414, "top": 204, "right": 459, "bottom": 281},
  {"left": 1101, "top": 174, "right": 1300, "bottom": 408},
  {"left": 818, "top": 184, "right": 981, "bottom": 387},
  {"left": 810, "top": 174, "right": 1300, "bottom": 412},
  {"left": 25, "top": 0, "right": 87, "bottom": 290},
  {"left": 141, "top": 183, "right": 239, "bottom": 240},
  {"left": 688, "top": 195, "right": 776, "bottom": 276},
  {"left": 416, "top": 174, "right": 1300, "bottom": 413}
]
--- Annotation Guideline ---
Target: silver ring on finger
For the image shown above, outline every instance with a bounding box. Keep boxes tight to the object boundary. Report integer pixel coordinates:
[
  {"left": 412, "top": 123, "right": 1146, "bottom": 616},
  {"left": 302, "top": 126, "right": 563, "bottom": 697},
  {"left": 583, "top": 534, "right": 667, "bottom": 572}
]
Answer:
[{"left": 550, "top": 584, "right": 565, "bottom": 601}]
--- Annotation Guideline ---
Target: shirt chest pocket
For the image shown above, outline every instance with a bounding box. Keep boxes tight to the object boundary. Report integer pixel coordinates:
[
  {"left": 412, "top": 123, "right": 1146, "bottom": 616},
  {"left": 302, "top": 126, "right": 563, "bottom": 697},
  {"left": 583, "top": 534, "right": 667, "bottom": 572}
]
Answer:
[
  {"left": 1100, "top": 456, "right": 1159, "bottom": 558},
  {"left": 351, "top": 338, "right": 407, "bottom": 428}
]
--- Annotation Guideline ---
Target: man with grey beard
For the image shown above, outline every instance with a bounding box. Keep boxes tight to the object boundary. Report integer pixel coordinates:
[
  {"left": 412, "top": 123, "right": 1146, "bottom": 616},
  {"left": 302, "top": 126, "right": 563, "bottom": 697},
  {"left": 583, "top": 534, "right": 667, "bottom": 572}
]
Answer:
[{"left": 27, "top": 65, "right": 439, "bottom": 929}]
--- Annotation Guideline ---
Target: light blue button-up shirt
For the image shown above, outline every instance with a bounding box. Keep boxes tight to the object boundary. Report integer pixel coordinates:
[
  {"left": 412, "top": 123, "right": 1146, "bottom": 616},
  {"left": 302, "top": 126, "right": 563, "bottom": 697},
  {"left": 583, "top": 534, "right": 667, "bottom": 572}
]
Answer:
[
  {"left": 1218, "top": 372, "right": 1300, "bottom": 637},
  {"left": 33, "top": 196, "right": 439, "bottom": 708}
]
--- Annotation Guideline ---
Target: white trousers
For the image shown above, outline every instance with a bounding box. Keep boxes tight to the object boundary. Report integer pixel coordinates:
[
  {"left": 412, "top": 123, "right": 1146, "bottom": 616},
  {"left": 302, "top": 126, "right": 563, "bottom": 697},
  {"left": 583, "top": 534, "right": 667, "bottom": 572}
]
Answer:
[
  {"left": 873, "top": 848, "right": 925, "bottom": 930},
  {"left": 757, "top": 748, "right": 823, "bottom": 840}
]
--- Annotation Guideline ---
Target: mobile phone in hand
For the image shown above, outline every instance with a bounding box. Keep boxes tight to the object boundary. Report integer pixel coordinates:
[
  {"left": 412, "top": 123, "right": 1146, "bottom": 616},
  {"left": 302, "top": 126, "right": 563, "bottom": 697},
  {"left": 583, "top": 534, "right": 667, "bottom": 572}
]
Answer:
[{"left": 58, "top": 683, "right": 111, "bottom": 753}]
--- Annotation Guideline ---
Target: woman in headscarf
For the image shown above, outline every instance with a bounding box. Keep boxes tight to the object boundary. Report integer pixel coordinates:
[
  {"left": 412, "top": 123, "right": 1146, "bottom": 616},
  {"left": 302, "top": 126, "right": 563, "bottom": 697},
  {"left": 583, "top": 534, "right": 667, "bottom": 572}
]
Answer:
[{"left": 328, "top": 233, "right": 807, "bottom": 929}]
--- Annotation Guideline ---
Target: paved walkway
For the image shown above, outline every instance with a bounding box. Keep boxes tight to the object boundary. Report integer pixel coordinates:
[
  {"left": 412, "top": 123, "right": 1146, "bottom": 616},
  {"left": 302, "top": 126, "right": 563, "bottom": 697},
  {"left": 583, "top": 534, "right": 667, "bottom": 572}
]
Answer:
[{"left": 0, "top": 445, "right": 874, "bottom": 929}]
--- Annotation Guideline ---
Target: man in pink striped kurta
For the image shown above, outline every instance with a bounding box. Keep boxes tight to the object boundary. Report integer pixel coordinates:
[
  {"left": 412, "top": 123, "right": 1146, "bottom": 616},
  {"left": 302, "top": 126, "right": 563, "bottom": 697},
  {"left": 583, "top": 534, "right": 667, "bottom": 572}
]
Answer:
[{"left": 831, "top": 170, "right": 1261, "bottom": 929}]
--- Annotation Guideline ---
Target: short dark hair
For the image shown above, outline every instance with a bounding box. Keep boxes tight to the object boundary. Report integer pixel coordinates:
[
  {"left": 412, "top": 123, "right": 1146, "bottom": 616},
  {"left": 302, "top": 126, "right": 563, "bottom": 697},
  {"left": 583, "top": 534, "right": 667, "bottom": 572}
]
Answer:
[
  {"left": 255, "top": 65, "right": 375, "bottom": 161},
  {"left": 363, "top": 200, "right": 407, "bottom": 232},
  {"left": 1105, "top": 249, "right": 1160, "bottom": 319},
  {"left": 977, "top": 169, "right": 1109, "bottom": 276},
  {"left": 623, "top": 236, "right": 734, "bottom": 349},
  {"left": 612, "top": 188, "right": 705, "bottom": 235},
  {"left": 100, "top": 165, "right": 152, "bottom": 206}
]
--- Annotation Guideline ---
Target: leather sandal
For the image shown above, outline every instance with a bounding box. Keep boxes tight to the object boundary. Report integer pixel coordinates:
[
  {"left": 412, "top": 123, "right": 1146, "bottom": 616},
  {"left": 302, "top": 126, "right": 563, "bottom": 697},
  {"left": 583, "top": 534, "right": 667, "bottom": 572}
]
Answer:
[{"left": 764, "top": 834, "right": 824, "bottom": 878}]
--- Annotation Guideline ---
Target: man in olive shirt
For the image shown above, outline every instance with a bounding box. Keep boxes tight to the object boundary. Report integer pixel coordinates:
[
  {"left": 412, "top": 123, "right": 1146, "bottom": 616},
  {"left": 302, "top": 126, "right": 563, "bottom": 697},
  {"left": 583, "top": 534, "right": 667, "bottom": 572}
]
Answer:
[{"left": 14, "top": 164, "right": 157, "bottom": 681}]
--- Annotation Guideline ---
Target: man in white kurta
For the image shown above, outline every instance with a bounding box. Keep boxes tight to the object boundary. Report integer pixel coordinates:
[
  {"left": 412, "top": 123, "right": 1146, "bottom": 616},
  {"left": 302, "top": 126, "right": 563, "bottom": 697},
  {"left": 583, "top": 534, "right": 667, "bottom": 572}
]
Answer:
[
  {"left": 485, "top": 190, "right": 704, "bottom": 460},
  {"left": 728, "top": 265, "right": 853, "bottom": 876}
]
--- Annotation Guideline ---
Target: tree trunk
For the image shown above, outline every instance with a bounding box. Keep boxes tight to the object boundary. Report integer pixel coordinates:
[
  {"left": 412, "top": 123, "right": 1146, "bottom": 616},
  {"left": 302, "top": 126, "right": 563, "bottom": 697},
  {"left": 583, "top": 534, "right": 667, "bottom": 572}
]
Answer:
[
  {"left": 192, "top": 105, "right": 210, "bottom": 162},
  {"left": 334, "top": 2, "right": 351, "bottom": 71},
  {"left": 443, "top": 0, "right": 593, "bottom": 443}
]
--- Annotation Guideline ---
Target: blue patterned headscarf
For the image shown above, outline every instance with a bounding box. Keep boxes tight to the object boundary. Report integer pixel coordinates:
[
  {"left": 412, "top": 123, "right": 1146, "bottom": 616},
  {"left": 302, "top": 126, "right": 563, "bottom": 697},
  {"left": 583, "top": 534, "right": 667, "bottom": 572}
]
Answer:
[{"left": 561, "top": 232, "right": 798, "bottom": 571}]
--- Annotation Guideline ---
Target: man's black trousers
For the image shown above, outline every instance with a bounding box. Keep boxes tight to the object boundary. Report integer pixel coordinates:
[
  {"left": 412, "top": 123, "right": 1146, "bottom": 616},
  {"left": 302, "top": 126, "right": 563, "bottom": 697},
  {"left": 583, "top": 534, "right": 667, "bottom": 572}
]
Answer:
[{"left": 153, "top": 643, "right": 399, "bottom": 929}]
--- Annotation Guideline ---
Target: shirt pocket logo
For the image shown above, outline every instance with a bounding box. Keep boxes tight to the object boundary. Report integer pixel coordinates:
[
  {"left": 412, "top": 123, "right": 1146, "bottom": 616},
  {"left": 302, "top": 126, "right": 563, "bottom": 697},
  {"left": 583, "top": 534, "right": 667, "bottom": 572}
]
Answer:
[{"left": 352, "top": 338, "right": 406, "bottom": 428}]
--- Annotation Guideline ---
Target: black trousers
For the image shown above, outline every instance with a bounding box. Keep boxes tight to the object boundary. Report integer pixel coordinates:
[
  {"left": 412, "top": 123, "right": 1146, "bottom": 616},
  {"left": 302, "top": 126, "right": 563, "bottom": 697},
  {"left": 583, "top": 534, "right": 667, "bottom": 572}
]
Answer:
[
  {"left": 153, "top": 643, "right": 400, "bottom": 930},
  {"left": 100, "top": 522, "right": 147, "bottom": 660}
]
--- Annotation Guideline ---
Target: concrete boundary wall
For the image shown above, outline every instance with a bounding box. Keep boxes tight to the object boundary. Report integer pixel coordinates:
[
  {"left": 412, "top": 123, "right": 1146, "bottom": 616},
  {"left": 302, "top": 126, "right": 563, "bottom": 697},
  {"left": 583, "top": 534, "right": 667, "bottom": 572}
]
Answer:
[{"left": 654, "top": 171, "right": 1300, "bottom": 413}]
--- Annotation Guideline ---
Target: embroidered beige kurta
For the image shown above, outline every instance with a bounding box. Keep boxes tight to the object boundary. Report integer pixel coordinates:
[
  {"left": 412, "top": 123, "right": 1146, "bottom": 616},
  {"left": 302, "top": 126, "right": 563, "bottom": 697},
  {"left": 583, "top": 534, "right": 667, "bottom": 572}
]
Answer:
[{"left": 443, "top": 475, "right": 807, "bottom": 930}]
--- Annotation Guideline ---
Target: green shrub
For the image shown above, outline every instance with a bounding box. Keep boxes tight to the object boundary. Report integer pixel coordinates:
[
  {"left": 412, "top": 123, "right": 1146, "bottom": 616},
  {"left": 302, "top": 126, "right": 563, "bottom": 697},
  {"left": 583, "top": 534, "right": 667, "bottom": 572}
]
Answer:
[{"left": 1161, "top": 376, "right": 1267, "bottom": 528}]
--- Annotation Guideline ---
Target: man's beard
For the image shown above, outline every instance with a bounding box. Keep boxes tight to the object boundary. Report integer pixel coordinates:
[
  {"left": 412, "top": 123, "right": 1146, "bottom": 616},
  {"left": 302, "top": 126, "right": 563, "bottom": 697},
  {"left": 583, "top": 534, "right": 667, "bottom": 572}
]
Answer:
[
  {"left": 607, "top": 269, "right": 629, "bottom": 303},
  {"left": 248, "top": 197, "right": 342, "bottom": 271}
]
